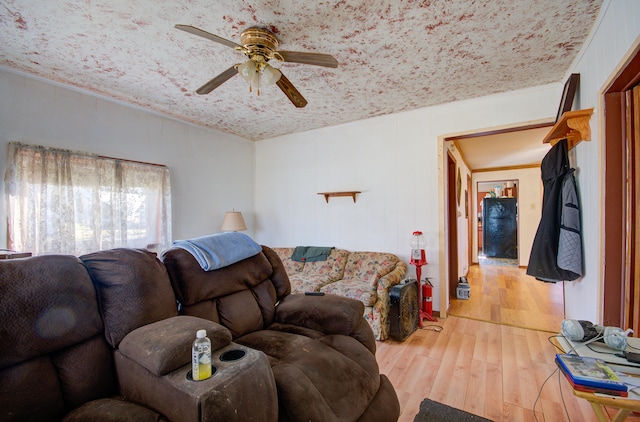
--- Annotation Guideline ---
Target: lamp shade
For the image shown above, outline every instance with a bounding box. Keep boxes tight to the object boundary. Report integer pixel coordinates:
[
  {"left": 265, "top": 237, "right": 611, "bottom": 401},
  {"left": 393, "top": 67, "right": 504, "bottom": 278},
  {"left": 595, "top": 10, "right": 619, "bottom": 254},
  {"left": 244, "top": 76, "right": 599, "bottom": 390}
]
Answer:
[
  {"left": 220, "top": 211, "right": 247, "bottom": 232},
  {"left": 237, "top": 60, "right": 257, "bottom": 81},
  {"left": 262, "top": 64, "right": 282, "bottom": 85}
]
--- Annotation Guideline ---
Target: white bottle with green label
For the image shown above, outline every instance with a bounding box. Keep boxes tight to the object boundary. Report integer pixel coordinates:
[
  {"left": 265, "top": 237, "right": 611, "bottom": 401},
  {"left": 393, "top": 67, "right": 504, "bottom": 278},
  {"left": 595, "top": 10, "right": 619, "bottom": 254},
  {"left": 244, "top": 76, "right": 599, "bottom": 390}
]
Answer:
[{"left": 192, "top": 329, "right": 212, "bottom": 381}]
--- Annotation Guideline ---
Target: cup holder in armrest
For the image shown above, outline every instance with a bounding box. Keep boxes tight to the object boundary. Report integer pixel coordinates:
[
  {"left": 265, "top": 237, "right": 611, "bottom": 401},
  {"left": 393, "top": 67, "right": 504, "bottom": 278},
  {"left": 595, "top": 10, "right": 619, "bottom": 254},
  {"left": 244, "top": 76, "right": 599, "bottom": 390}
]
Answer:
[
  {"left": 184, "top": 348, "right": 246, "bottom": 381},
  {"left": 219, "top": 349, "right": 246, "bottom": 362},
  {"left": 186, "top": 367, "right": 217, "bottom": 381}
]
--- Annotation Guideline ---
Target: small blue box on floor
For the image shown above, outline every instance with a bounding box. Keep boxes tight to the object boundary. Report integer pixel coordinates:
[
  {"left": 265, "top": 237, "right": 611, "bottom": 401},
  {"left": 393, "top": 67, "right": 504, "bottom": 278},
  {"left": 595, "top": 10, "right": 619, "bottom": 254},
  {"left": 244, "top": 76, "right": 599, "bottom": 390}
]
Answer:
[{"left": 456, "top": 277, "right": 470, "bottom": 300}]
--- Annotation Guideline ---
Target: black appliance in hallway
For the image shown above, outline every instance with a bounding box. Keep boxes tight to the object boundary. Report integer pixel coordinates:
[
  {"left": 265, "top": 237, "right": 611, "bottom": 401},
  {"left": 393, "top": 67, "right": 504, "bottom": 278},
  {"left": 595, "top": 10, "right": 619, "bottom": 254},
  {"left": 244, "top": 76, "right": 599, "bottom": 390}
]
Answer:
[{"left": 482, "top": 197, "right": 517, "bottom": 259}]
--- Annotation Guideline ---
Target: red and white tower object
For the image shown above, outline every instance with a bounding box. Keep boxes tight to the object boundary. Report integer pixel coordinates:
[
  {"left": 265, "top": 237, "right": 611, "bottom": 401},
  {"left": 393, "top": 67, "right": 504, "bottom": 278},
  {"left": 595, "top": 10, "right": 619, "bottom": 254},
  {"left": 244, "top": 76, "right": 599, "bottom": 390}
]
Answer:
[{"left": 410, "top": 231, "right": 437, "bottom": 325}]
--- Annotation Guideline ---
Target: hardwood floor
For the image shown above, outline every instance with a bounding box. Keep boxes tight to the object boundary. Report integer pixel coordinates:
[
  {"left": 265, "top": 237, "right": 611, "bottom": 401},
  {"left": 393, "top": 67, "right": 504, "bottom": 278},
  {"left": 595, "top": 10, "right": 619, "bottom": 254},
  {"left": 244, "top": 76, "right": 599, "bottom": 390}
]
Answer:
[
  {"left": 376, "top": 262, "right": 640, "bottom": 421},
  {"left": 448, "top": 263, "right": 565, "bottom": 333}
]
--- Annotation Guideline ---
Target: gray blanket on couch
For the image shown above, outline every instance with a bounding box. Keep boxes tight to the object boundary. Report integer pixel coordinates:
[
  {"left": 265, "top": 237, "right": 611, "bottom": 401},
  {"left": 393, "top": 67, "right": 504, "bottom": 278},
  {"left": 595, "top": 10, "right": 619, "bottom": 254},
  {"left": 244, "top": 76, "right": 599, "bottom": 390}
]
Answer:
[{"left": 291, "top": 246, "right": 334, "bottom": 262}]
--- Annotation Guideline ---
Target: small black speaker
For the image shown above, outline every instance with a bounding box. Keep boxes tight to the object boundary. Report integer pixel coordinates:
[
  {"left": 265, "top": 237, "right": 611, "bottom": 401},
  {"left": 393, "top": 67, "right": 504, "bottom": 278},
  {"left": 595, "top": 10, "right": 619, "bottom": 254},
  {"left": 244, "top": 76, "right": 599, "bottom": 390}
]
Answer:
[{"left": 389, "top": 279, "right": 419, "bottom": 341}]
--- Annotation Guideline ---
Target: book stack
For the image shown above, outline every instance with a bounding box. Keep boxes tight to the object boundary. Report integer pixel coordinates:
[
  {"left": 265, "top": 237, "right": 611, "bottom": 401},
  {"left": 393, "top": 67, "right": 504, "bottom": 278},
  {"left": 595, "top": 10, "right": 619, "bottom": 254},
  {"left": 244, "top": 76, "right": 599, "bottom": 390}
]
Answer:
[{"left": 555, "top": 354, "right": 628, "bottom": 397}]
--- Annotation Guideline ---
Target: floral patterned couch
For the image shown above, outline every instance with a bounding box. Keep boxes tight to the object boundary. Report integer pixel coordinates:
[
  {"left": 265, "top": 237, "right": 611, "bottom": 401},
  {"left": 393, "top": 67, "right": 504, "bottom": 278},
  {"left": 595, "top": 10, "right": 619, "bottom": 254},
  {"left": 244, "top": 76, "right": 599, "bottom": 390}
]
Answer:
[{"left": 272, "top": 247, "right": 407, "bottom": 341}]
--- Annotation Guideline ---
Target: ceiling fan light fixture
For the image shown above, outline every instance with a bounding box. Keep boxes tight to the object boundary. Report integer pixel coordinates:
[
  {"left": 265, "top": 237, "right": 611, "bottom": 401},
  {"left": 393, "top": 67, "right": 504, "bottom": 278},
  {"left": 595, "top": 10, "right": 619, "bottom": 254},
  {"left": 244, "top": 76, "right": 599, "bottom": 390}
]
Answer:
[
  {"left": 252, "top": 71, "right": 262, "bottom": 95},
  {"left": 237, "top": 60, "right": 257, "bottom": 81},
  {"left": 262, "top": 64, "right": 282, "bottom": 85},
  {"left": 175, "top": 23, "right": 336, "bottom": 107},
  {"left": 237, "top": 59, "right": 260, "bottom": 94},
  {"left": 237, "top": 60, "right": 281, "bottom": 96}
]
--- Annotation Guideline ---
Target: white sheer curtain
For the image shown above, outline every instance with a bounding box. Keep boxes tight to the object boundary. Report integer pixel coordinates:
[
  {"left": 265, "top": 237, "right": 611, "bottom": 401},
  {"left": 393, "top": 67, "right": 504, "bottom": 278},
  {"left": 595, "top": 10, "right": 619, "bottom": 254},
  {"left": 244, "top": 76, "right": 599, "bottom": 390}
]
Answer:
[{"left": 4, "top": 142, "right": 172, "bottom": 256}]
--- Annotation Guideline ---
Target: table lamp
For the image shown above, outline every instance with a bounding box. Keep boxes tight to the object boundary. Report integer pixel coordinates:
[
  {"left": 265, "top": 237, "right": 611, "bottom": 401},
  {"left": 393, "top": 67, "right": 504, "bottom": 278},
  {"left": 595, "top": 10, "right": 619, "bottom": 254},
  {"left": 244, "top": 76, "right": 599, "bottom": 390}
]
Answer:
[{"left": 220, "top": 210, "right": 247, "bottom": 232}]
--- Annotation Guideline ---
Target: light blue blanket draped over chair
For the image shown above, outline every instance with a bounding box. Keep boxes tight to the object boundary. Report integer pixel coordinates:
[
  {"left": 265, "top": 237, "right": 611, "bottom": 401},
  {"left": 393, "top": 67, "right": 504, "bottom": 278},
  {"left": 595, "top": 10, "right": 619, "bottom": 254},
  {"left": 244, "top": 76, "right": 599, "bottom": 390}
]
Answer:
[{"left": 173, "top": 232, "right": 262, "bottom": 271}]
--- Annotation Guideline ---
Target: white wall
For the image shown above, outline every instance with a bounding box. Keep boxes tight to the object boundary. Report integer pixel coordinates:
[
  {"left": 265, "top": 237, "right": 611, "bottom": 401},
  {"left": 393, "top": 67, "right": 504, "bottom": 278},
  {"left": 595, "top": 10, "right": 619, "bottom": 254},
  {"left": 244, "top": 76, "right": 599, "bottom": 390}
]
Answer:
[
  {"left": 255, "top": 84, "right": 560, "bottom": 313},
  {"left": 562, "top": 0, "right": 640, "bottom": 323},
  {"left": 472, "top": 168, "right": 542, "bottom": 267},
  {"left": 0, "top": 68, "right": 255, "bottom": 246}
]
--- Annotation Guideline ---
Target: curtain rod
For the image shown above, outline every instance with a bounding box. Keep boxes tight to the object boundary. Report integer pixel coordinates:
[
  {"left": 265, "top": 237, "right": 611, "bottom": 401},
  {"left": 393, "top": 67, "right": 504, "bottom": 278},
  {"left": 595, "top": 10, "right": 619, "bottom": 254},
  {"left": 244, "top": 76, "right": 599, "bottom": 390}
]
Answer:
[
  {"left": 98, "top": 155, "right": 167, "bottom": 168},
  {"left": 11, "top": 141, "right": 167, "bottom": 169}
]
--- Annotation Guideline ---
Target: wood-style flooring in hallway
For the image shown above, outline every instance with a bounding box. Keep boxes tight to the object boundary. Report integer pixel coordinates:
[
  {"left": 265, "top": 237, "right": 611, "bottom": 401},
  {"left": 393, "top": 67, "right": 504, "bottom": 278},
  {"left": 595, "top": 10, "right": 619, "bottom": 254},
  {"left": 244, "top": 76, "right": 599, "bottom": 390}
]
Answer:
[{"left": 448, "top": 262, "right": 565, "bottom": 333}]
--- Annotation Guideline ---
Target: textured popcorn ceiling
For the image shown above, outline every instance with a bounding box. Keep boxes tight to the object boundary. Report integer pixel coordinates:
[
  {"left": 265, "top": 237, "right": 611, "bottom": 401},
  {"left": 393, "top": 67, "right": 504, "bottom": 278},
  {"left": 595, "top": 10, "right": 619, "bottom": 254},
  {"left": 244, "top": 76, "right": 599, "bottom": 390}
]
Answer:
[{"left": 0, "top": 0, "right": 602, "bottom": 141}]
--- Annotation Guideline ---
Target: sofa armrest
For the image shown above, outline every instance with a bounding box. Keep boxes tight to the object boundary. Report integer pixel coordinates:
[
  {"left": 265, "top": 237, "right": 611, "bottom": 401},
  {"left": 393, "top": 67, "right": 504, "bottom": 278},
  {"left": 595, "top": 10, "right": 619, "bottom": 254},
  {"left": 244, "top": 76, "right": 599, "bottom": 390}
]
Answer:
[
  {"left": 115, "top": 342, "right": 278, "bottom": 422},
  {"left": 377, "top": 260, "right": 408, "bottom": 292},
  {"left": 275, "top": 294, "right": 376, "bottom": 353},
  {"left": 118, "top": 315, "right": 232, "bottom": 376}
]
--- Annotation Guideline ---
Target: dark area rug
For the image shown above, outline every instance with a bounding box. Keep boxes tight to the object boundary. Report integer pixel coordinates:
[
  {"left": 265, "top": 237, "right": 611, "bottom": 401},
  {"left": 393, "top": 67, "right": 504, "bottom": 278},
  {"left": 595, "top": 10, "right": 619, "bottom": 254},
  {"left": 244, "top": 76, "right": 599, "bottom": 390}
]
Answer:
[{"left": 413, "top": 398, "right": 493, "bottom": 422}]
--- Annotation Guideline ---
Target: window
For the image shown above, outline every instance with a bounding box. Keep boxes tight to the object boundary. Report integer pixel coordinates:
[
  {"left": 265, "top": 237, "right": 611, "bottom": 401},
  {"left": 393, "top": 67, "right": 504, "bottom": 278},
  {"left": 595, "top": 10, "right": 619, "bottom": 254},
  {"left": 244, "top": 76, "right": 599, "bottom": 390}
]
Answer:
[{"left": 5, "top": 142, "right": 172, "bottom": 256}]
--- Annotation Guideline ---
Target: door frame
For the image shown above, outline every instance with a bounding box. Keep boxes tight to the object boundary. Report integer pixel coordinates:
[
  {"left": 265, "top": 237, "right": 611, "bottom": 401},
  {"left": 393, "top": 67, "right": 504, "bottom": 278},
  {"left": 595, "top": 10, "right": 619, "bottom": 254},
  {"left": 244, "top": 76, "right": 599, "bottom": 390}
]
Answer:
[
  {"left": 601, "top": 40, "right": 640, "bottom": 327},
  {"left": 467, "top": 174, "right": 473, "bottom": 266},
  {"left": 447, "top": 151, "right": 459, "bottom": 299},
  {"left": 437, "top": 120, "right": 552, "bottom": 316},
  {"left": 478, "top": 184, "right": 519, "bottom": 260}
]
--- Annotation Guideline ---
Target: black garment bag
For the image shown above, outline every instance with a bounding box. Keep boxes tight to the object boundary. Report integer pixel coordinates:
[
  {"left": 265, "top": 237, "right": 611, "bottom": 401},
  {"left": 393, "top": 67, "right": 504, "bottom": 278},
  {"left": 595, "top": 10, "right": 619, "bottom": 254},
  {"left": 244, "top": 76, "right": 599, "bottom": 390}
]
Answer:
[{"left": 527, "top": 138, "right": 583, "bottom": 282}]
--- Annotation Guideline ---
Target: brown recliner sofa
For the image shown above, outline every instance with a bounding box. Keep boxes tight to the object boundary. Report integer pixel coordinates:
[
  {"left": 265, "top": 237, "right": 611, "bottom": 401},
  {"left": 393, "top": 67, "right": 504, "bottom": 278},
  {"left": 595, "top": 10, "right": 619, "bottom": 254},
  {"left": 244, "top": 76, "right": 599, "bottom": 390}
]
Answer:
[
  {"left": 162, "top": 244, "right": 400, "bottom": 422},
  {"left": 0, "top": 243, "right": 400, "bottom": 421},
  {"left": 0, "top": 253, "right": 172, "bottom": 421},
  {"left": 0, "top": 249, "right": 277, "bottom": 421}
]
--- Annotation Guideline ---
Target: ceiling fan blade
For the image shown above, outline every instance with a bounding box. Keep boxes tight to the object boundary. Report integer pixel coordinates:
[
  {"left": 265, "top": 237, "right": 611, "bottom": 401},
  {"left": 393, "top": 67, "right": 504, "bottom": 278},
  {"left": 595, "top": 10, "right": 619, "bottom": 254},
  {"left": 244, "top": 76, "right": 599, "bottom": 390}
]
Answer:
[
  {"left": 277, "top": 51, "right": 338, "bottom": 68},
  {"left": 276, "top": 72, "right": 308, "bottom": 108},
  {"left": 196, "top": 66, "right": 238, "bottom": 95},
  {"left": 175, "top": 24, "right": 242, "bottom": 49}
]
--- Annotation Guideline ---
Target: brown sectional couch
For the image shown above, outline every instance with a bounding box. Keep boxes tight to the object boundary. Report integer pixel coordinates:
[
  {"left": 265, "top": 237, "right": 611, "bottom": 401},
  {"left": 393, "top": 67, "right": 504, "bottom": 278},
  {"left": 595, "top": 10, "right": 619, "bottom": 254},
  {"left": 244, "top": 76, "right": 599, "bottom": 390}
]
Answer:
[
  {"left": 0, "top": 243, "right": 400, "bottom": 422},
  {"left": 273, "top": 247, "right": 407, "bottom": 341}
]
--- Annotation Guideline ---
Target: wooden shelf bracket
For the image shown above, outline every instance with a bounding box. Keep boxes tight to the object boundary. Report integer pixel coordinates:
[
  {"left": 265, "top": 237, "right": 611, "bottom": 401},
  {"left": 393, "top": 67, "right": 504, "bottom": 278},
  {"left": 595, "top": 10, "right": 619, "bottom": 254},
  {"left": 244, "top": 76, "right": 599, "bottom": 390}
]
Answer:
[
  {"left": 542, "top": 108, "right": 594, "bottom": 150},
  {"left": 318, "top": 191, "right": 361, "bottom": 203}
]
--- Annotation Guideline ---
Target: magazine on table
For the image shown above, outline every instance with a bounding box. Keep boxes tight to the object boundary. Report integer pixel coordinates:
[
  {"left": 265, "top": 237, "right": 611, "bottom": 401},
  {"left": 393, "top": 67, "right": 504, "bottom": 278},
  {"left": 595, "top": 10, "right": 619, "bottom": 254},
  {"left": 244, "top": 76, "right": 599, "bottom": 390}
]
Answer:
[
  {"left": 557, "top": 363, "right": 628, "bottom": 397},
  {"left": 555, "top": 354, "right": 628, "bottom": 393}
]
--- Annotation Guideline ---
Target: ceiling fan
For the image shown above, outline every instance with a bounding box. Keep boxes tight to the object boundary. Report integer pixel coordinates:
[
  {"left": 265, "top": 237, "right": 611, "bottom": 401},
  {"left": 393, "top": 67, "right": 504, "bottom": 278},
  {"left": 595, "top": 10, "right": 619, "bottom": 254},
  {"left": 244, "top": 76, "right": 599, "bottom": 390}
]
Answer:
[{"left": 175, "top": 24, "right": 339, "bottom": 108}]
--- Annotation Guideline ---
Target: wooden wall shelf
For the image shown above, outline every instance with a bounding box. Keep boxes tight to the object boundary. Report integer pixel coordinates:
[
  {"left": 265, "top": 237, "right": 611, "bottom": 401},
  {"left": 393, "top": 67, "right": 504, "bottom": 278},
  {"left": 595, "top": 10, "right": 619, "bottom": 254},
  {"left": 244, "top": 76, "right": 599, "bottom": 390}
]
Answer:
[
  {"left": 542, "top": 108, "right": 594, "bottom": 150},
  {"left": 318, "top": 191, "right": 361, "bottom": 203}
]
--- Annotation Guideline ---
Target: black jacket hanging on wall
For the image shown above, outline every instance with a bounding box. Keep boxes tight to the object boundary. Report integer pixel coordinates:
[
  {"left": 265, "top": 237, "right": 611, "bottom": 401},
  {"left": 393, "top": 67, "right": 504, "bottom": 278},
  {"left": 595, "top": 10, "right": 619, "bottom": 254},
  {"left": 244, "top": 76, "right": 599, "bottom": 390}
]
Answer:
[{"left": 527, "top": 138, "right": 583, "bottom": 282}]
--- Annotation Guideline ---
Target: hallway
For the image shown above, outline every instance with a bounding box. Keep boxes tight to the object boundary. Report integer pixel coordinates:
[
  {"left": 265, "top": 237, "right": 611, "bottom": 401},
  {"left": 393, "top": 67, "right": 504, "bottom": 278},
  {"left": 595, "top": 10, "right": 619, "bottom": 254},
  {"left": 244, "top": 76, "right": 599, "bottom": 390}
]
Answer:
[{"left": 447, "top": 261, "right": 565, "bottom": 333}]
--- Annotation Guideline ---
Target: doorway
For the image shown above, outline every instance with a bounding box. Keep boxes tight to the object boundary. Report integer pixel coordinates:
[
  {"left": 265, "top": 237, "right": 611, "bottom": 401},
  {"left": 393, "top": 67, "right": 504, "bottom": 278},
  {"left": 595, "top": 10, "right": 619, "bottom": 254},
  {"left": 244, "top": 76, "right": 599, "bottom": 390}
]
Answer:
[
  {"left": 440, "top": 122, "right": 562, "bottom": 325},
  {"left": 477, "top": 179, "right": 519, "bottom": 265}
]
